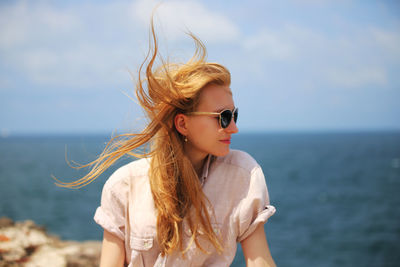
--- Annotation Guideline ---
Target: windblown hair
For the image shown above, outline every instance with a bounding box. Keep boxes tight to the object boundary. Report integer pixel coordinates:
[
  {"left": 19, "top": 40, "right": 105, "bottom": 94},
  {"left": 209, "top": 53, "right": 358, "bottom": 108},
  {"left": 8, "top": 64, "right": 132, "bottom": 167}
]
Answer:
[{"left": 55, "top": 21, "right": 231, "bottom": 256}]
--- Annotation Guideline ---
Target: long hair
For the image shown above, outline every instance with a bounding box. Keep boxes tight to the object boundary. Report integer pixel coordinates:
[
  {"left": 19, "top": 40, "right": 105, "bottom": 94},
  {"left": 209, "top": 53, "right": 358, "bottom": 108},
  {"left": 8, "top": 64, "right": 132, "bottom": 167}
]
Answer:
[{"left": 54, "top": 20, "right": 230, "bottom": 256}]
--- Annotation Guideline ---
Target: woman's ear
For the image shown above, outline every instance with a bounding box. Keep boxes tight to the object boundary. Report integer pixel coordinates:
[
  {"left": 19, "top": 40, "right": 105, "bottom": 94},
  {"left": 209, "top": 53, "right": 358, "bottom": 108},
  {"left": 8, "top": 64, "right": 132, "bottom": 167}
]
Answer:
[{"left": 174, "top": 113, "right": 189, "bottom": 136}]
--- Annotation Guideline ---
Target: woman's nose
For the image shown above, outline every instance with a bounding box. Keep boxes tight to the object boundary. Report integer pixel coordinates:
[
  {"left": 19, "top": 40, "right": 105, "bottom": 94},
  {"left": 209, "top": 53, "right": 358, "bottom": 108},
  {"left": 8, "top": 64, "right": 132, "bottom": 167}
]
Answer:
[{"left": 225, "top": 119, "right": 239, "bottom": 134}]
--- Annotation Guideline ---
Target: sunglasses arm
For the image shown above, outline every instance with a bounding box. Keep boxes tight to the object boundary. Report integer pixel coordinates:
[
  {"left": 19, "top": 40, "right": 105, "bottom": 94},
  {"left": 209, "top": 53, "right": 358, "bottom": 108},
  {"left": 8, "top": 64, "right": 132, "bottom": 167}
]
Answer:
[{"left": 187, "top": 112, "right": 221, "bottom": 116}]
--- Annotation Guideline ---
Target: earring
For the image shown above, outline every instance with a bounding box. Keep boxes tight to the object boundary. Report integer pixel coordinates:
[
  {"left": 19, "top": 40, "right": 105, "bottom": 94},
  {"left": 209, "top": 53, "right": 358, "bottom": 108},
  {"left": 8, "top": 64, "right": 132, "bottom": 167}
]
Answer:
[{"left": 184, "top": 136, "right": 188, "bottom": 142}]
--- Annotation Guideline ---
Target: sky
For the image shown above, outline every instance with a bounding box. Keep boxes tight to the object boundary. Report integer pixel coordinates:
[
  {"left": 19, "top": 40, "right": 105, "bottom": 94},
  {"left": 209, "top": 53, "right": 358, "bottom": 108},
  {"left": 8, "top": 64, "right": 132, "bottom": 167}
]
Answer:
[{"left": 0, "top": 0, "right": 399, "bottom": 135}]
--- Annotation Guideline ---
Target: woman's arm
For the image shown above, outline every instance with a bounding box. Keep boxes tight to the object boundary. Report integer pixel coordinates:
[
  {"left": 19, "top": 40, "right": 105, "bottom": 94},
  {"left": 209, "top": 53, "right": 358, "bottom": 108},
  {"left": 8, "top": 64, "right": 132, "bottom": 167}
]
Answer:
[
  {"left": 241, "top": 224, "right": 276, "bottom": 267},
  {"left": 99, "top": 230, "right": 125, "bottom": 267}
]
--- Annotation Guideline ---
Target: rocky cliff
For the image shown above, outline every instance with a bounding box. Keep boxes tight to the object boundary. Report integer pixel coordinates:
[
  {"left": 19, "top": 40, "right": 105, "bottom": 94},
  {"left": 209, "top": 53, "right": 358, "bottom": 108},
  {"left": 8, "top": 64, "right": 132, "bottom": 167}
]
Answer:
[{"left": 0, "top": 217, "right": 101, "bottom": 267}]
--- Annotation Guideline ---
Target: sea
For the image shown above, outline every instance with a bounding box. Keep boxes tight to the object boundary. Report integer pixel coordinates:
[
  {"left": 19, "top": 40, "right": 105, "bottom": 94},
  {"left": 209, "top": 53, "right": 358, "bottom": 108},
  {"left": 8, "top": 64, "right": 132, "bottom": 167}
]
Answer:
[{"left": 0, "top": 132, "right": 399, "bottom": 266}]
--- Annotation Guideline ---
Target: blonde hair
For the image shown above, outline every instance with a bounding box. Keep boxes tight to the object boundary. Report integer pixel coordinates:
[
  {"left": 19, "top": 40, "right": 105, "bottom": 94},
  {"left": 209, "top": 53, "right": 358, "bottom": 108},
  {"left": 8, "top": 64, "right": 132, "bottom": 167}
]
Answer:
[{"left": 55, "top": 20, "right": 230, "bottom": 256}]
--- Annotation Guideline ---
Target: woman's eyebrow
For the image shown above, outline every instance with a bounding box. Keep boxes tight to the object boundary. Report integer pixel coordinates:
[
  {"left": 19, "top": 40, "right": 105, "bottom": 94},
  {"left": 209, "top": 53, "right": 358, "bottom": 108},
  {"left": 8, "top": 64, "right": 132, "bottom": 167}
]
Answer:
[{"left": 214, "top": 106, "right": 235, "bottom": 112}]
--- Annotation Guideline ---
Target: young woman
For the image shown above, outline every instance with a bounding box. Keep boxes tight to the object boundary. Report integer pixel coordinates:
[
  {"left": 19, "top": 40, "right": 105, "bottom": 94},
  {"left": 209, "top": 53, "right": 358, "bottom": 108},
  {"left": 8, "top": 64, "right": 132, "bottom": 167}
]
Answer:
[{"left": 58, "top": 23, "right": 276, "bottom": 266}]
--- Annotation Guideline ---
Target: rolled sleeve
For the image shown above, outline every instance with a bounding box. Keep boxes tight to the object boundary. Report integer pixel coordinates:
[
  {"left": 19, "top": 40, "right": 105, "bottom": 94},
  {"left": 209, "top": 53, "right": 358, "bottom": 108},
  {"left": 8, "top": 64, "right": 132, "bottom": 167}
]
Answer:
[
  {"left": 236, "top": 166, "right": 276, "bottom": 242},
  {"left": 94, "top": 171, "right": 128, "bottom": 241}
]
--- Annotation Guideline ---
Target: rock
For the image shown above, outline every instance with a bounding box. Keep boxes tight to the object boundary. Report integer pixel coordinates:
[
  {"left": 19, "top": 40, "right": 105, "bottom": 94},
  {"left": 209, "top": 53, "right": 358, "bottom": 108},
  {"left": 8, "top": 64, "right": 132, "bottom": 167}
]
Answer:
[
  {"left": 25, "top": 245, "right": 67, "bottom": 267},
  {"left": 0, "top": 217, "right": 14, "bottom": 228},
  {"left": 0, "top": 218, "right": 101, "bottom": 267},
  {"left": 64, "top": 241, "right": 102, "bottom": 267}
]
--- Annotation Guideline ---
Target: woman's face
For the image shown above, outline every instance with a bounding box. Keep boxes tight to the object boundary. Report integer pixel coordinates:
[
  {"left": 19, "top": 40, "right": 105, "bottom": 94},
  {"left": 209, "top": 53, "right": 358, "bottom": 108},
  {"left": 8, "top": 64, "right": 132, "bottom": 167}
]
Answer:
[{"left": 185, "top": 83, "right": 239, "bottom": 159}]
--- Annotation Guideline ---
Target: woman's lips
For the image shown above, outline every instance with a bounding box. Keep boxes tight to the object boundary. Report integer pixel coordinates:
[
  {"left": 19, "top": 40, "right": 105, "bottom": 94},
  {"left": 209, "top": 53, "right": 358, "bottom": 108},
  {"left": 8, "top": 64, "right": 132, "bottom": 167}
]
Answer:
[{"left": 220, "top": 139, "right": 231, "bottom": 144}]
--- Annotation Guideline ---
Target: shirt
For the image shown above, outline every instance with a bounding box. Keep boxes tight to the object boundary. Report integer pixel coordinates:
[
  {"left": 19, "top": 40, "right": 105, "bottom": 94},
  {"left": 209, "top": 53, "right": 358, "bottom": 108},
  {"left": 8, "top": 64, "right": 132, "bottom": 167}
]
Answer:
[{"left": 94, "top": 149, "right": 276, "bottom": 267}]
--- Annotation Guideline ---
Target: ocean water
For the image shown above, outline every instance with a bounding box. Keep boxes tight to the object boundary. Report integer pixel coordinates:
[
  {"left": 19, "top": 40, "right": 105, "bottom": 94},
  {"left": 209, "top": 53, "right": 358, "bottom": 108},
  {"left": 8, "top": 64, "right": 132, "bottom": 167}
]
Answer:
[{"left": 0, "top": 132, "right": 399, "bottom": 266}]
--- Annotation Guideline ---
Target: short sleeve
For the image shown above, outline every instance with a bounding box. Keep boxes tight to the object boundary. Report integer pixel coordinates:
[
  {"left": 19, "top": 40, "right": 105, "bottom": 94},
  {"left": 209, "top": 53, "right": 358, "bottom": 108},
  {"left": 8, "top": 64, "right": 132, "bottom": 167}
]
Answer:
[
  {"left": 94, "top": 170, "right": 129, "bottom": 241},
  {"left": 235, "top": 166, "right": 276, "bottom": 242}
]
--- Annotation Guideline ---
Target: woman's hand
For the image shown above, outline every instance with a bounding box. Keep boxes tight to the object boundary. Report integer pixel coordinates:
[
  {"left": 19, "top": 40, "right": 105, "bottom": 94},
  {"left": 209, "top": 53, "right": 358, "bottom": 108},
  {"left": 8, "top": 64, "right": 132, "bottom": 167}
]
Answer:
[
  {"left": 241, "top": 224, "right": 276, "bottom": 267},
  {"left": 99, "top": 230, "right": 125, "bottom": 267}
]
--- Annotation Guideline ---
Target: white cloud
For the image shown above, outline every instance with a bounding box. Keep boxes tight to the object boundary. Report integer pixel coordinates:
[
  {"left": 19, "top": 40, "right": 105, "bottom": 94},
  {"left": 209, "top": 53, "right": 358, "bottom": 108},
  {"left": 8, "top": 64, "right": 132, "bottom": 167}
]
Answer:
[
  {"left": 0, "top": 1, "right": 141, "bottom": 89},
  {"left": 243, "top": 22, "right": 328, "bottom": 59},
  {"left": 370, "top": 27, "right": 400, "bottom": 59},
  {"left": 132, "top": 0, "right": 239, "bottom": 43},
  {"left": 0, "top": 0, "right": 240, "bottom": 90},
  {"left": 0, "top": 2, "right": 28, "bottom": 48},
  {"left": 243, "top": 30, "right": 294, "bottom": 60},
  {"left": 13, "top": 46, "right": 128, "bottom": 87},
  {"left": 238, "top": 22, "right": 398, "bottom": 90},
  {"left": 0, "top": 1, "right": 80, "bottom": 49},
  {"left": 326, "top": 67, "right": 387, "bottom": 88}
]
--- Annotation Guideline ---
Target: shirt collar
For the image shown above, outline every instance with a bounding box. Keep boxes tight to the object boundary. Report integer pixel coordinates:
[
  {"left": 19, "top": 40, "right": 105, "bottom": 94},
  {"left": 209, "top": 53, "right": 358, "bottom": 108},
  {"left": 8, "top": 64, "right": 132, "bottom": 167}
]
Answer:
[{"left": 199, "top": 154, "right": 214, "bottom": 186}]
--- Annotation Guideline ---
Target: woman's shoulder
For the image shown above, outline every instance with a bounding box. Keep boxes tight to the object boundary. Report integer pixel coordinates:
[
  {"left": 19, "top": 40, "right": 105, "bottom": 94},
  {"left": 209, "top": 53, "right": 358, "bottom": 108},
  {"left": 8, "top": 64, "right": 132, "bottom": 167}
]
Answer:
[
  {"left": 214, "top": 149, "right": 260, "bottom": 173},
  {"left": 103, "top": 157, "right": 150, "bottom": 191}
]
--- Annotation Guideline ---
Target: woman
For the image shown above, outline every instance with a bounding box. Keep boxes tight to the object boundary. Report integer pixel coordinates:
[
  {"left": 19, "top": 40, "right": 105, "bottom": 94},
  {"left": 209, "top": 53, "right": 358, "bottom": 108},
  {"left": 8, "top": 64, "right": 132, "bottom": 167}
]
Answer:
[{"left": 57, "top": 22, "right": 276, "bottom": 266}]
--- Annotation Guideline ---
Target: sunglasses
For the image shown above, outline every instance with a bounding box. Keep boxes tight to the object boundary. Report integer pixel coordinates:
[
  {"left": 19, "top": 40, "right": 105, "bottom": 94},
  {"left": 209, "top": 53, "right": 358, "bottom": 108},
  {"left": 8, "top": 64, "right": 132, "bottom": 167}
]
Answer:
[{"left": 187, "top": 107, "right": 238, "bottom": 128}]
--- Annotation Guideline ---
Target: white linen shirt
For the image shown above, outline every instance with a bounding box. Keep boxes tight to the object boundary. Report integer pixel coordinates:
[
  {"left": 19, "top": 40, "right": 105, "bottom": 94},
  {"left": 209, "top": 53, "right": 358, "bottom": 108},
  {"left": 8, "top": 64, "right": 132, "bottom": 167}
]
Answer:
[{"left": 94, "top": 149, "right": 276, "bottom": 267}]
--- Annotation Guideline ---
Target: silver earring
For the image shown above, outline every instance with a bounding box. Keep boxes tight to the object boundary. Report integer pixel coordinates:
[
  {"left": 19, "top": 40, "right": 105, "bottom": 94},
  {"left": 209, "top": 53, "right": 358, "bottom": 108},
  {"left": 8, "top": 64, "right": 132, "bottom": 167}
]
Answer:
[{"left": 184, "top": 136, "right": 188, "bottom": 142}]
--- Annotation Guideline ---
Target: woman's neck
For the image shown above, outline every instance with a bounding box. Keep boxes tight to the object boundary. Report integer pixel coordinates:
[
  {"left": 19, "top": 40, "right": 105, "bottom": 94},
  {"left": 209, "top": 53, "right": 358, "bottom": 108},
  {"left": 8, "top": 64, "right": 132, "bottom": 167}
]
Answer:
[
  {"left": 193, "top": 157, "right": 207, "bottom": 177},
  {"left": 184, "top": 147, "right": 208, "bottom": 177}
]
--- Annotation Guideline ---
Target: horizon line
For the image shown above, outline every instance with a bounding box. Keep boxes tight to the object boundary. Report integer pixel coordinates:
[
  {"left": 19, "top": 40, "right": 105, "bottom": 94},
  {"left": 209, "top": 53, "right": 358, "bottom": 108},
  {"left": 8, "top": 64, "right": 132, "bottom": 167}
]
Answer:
[{"left": 1, "top": 128, "right": 400, "bottom": 138}]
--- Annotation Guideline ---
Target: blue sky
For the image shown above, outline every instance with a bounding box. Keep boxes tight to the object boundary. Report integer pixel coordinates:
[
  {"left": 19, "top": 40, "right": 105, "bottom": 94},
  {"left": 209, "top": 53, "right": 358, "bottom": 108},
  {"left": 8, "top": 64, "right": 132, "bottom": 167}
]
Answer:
[{"left": 1, "top": 0, "right": 399, "bottom": 135}]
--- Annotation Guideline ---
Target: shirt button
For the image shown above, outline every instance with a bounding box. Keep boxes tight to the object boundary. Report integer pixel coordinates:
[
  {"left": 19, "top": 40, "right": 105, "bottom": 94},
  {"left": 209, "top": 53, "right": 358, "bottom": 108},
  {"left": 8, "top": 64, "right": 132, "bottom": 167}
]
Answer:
[
  {"left": 143, "top": 240, "right": 151, "bottom": 248},
  {"left": 213, "top": 227, "right": 220, "bottom": 235}
]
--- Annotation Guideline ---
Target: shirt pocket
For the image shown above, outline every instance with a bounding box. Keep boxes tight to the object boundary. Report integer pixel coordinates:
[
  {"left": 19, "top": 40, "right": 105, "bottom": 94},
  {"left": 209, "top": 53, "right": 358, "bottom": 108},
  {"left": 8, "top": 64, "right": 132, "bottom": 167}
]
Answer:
[
  {"left": 128, "top": 235, "right": 155, "bottom": 267},
  {"left": 131, "top": 236, "right": 154, "bottom": 251}
]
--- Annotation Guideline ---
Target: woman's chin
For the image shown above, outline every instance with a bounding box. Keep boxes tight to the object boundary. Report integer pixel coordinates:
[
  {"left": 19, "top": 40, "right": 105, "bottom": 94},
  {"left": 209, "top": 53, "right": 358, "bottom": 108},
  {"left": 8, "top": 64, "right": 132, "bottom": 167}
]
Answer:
[{"left": 212, "top": 147, "right": 230, "bottom": 157}]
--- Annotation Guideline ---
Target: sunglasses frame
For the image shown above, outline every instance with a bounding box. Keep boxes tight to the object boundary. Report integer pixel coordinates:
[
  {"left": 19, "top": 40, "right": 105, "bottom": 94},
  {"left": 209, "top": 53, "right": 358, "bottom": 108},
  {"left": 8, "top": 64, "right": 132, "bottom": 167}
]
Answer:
[{"left": 187, "top": 107, "right": 238, "bottom": 129}]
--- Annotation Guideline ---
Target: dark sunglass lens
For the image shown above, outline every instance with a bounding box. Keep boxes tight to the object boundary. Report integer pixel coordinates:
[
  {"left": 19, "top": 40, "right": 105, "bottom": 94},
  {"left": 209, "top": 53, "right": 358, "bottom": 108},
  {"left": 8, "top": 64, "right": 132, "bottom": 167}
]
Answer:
[
  {"left": 233, "top": 108, "right": 238, "bottom": 123},
  {"left": 220, "top": 110, "right": 232, "bottom": 128}
]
